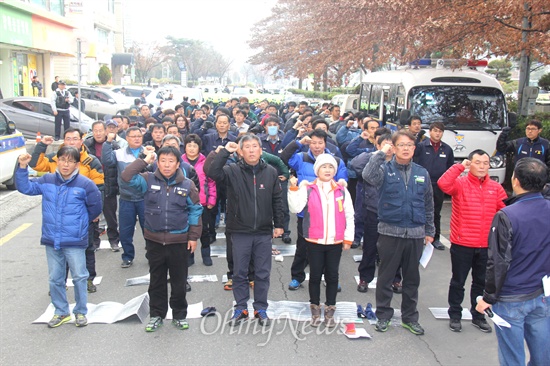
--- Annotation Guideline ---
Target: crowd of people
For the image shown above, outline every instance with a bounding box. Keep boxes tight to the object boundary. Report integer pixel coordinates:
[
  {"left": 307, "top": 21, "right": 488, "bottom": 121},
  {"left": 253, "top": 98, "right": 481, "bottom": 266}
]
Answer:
[{"left": 16, "top": 94, "right": 550, "bottom": 364}]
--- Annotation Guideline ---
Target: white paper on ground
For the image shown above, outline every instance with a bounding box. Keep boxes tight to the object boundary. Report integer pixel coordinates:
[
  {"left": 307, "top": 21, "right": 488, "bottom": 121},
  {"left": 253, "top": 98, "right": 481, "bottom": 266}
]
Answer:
[
  {"left": 233, "top": 299, "right": 361, "bottom": 323},
  {"left": 66, "top": 276, "right": 102, "bottom": 287},
  {"left": 344, "top": 327, "right": 372, "bottom": 339},
  {"left": 543, "top": 275, "right": 550, "bottom": 296},
  {"left": 187, "top": 275, "right": 218, "bottom": 283},
  {"left": 353, "top": 255, "right": 362, "bottom": 262},
  {"left": 125, "top": 273, "right": 150, "bottom": 286},
  {"left": 354, "top": 275, "right": 377, "bottom": 288},
  {"left": 419, "top": 242, "right": 434, "bottom": 268},
  {"left": 429, "top": 307, "right": 473, "bottom": 320},
  {"left": 33, "top": 293, "right": 204, "bottom": 324}
]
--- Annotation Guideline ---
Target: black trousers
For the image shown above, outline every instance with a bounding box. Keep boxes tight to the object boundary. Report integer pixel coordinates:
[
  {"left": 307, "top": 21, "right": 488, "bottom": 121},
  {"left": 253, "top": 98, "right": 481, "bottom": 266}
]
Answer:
[
  {"left": 200, "top": 206, "right": 216, "bottom": 247},
  {"left": 54, "top": 109, "right": 70, "bottom": 139},
  {"left": 433, "top": 185, "right": 445, "bottom": 241},
  {"left": 358, "top": 210, "right": 378, "bottom": 283},
  {"left": 103, "top": 194, "right": 119, "bottom": 245},
  {"left": 448, "top": 244, "right": 488, "bottom": 320},
  {"left": 290, "top": 217, "right": 308, "bottom": 283},
  {"left": 307, "top": 242, "right": 342, "bottom": 306},
  {"left": 146, "top": 239, "right": 189, "bottom": 319},
  {"left": 225, "top": 232, "right": 254, "bottom": 281},
  {"left": 375, "top": 234, "right": 423, "bottom": 323}
]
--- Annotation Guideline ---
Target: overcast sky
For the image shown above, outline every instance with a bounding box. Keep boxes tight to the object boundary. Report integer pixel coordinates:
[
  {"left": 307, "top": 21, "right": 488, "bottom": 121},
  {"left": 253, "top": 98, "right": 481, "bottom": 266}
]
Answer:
[{"left": 125, "top": 0, "right": 278, "bottom": 67}]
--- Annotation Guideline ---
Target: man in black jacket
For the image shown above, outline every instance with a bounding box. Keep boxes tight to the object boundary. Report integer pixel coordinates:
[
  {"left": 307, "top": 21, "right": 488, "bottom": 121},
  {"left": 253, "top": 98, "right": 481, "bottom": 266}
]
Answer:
[
  {"left": 414, "top": 122, "right": 454, "bottom": 250},
  {"left": 85, "top": 121, "right": 122, "bottom": 251},
  {"left": 206, "top": 134, "right": 283, "bottom": 327},
  {"left": 476, "top": 158, "right": 550, "bottom": 365}
]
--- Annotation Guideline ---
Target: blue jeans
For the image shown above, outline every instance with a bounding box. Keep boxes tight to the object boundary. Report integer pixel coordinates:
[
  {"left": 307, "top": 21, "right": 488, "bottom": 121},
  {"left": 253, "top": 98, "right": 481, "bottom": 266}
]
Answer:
[
  {"left": 492, "top": 294, "right": 550, "bottom": 366},
  {"left": 46, "top": 245, "right": 88, "bottom": 315},
  {"left": 119, "top": 199, "right": 145, "bottom": 262}
]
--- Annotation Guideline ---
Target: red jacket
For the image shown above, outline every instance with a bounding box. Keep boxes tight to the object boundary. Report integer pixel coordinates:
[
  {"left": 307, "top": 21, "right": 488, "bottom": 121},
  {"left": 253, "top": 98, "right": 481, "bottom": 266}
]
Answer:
[{"left": 437, "top": 164, "right": 507, "bottom": 248}]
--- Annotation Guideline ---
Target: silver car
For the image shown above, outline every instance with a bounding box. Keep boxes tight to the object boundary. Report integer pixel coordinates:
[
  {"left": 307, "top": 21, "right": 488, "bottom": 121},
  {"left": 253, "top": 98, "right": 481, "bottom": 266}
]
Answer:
[
  {"left": 0, "top": 97, "right": 94, "bottom": 139},
  {"left": 67, "top": 86, "right": 131, "bottom": 120}
]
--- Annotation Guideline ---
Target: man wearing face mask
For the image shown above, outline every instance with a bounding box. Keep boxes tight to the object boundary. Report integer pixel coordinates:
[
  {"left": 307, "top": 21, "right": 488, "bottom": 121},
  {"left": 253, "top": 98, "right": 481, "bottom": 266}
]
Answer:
[{"left": 260, "top": 116, "right": 291, "bottom": 243}]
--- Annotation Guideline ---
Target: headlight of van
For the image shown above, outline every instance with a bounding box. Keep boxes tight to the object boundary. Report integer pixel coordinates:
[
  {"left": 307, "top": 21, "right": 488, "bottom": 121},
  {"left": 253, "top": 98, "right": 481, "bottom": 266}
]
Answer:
[{"left": 490, "top": 155, "right": 504, "bottom": 169}]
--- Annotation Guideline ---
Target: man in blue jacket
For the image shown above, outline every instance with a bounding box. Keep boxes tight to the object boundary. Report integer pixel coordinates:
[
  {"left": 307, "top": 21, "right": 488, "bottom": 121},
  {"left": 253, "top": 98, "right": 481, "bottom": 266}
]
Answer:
[
  {"left": 121, "top": 146, "right": 203, "bottom": 332},
  {"left": 16, "top": 147, "right": 102, "bottom": 328},
  {"left": 477, "top": 158, "right": 550, "bottom": 365}
]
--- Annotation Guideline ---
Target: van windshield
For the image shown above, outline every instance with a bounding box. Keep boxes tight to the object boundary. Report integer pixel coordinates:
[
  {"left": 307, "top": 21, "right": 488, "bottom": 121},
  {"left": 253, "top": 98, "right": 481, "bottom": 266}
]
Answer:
[{"left": 408, "top": 86, "right": 506, "bottom": 129}]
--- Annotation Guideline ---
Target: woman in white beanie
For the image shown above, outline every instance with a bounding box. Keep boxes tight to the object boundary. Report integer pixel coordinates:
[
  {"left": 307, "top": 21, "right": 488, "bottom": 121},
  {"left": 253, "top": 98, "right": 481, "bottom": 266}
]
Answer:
[{"left": 288, "top": 153, "right": 355, "bottom": 327}]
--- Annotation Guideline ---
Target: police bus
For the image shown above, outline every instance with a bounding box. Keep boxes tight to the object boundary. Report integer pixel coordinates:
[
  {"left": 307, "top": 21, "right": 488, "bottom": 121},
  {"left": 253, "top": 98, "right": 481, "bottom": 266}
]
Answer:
[{"left": 358, "top": 59, "right": 516, "bottom": 183}]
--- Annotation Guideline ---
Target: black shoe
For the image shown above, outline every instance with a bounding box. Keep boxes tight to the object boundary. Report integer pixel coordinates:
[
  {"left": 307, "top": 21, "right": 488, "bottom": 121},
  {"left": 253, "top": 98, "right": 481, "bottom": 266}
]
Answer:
[
  {"left": 357, "top": 280, "right": 369, "bottom": 293},
  {"left": 375, "top": 319, "right": 391, "bottom": 332},
  {"left": 121, "top": 260, "right": 133, "bottom": 268},
  {"left": 203, "top": 256, "right": 213, "bottom": 266},
  {"left": 472, "top": 318, "right": 492, "bottom": 333},
  {"left": 449, "top": 319, "right": 462, "bottom": 332},
  {"left": 186, "top": 282, "right": 191, "bottom": 292},
  {"left": 392, "top": 282, "right": 403, "bottom": 294},
  {"left": 432, "top": 240, "right": 445, "bottom": 250},
  {"left": 282, "top": 233, "right": 291, "bottom": 244},
  {"left": 351, "top": 240, "right": 360, "bottom": 249},
  {"left": 402, "top": 321, "right": 425, "bottom": 335}
]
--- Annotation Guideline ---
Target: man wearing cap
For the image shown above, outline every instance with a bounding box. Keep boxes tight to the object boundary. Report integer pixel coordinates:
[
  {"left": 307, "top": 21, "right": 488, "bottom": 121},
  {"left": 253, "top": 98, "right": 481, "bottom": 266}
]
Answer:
[
  {"left": 105, "top": 119, "right": 128, "bottom": 148},
  {"left": 50, "top": 80, "right": 74, "bottom": 141}
]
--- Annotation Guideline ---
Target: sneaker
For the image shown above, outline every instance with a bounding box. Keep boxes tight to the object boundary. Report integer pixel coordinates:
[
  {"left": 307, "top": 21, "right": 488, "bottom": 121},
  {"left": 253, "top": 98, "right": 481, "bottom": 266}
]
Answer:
[
  {"left": 229, "top": 309, "right": 249, "bottom": 327},
  {"left": 392, "top": 282, "right": 403, "bottom": 294},
  {"left": 172, "top": 319, "right": 189, "bottom": 330},
  {"left": 254, "top": 309, "right": 271, "bottom": 327},
  {"left": 75, "top": 313, "right": 88, "bottom": 327},
  {"left": 48, "top": 314, "right": 71, "bottom": 328},
  {"left": 87, "top": 279, "right": 97, "bottom": 293},
  {"left": 449, "top": 319, "right": 462, "bottom": 332},
  {"left": 249, "top": 281, "right": 254, "bottom": 288},
  {"left": 186, "top": 282, "right": 192, "bottom": 292},
  {"left": 375, "top": 318, "right": 391, "bottom": 332},
  {"left": 337, "top": 283, "right": 342, "bottom": 292},
  {"left": 110, "top": 243, "right": 120, "bottom": 252},
  {"left": 288, "top": 279, "right": 302, "bottom": 290},
  {"left": 282, "top": 233, "right": 292, "bottom": 244},
  {"left": 432, "top": 240, "right": 445, "bottom": 250},
  {"left": 351, "top": 240, "right": 361, "bottom": 249},
  {"left": 121, "top": 260, "right": 133, "bottom": 268},
  {"left": 224, "top": 279, "right": 233, "bottom": 291},
  {"left": 357, "top": 280, "right": 369, "bottom": 293},
  {"left": 145, "top": 316, "right": 163, "bottom": 332},
  {"left": 402, "top": 321, "right": 425, "bottom": 335},
  {"left": 472, "top": 318, "right": 492, "bottom": 333}
]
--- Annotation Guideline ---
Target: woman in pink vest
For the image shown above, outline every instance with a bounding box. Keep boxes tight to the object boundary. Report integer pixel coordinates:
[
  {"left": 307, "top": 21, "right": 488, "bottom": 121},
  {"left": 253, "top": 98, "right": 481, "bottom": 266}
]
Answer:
[{"left": 288, "top": 154, "right": 354, "bottom": 328}]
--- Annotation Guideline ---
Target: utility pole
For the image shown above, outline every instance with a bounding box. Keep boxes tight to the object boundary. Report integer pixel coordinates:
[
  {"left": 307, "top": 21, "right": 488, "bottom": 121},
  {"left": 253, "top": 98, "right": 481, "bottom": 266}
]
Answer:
[
  {"left": 517, "top": 2, "right": 531, "bottom": 116},
  {"left": 77, "top": 38, "right": 82, "bottom": 130}
]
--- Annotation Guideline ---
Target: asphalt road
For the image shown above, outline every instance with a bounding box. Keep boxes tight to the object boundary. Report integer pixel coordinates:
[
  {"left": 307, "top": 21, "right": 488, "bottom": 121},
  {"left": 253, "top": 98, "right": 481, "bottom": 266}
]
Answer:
[{"left": 0, "top": 192, "right": 501, "bottom": 365}]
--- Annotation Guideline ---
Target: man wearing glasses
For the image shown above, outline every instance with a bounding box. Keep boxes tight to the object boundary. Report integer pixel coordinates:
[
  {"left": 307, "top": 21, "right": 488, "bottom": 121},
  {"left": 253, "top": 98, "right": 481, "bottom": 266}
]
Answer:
[
  {"left": 16, "top": 147, "right": 102, "bottom": 328},
  {"left": 103, "top": 127, "right": 154, "bottom": 268},
  {"left": 364, "top": 130, "right": 435, "bottom": 336},
  {"left": 497, "top": 119, "right": 550, "bottom": 179},
  {"left": 29, "top": 129, "right": 104, "bottom": 293}
]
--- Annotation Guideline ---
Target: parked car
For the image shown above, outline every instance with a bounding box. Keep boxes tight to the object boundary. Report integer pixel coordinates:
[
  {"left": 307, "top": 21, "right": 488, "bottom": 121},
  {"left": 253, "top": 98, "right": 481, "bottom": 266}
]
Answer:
[
  {"left": 0, "top": 97, "right": 94, "bottom": 139},
  {"left": 110, "top": 86, "right": 166, "bottom": 108},
  {"left": 161, "top": 88, "right": 204, "bottom": 110},
  {"left": 67, "top": 86, "right": 131, "bottom": 120},
  {"left": 0, "top": 108, "right": 26, "bottom": 189}
]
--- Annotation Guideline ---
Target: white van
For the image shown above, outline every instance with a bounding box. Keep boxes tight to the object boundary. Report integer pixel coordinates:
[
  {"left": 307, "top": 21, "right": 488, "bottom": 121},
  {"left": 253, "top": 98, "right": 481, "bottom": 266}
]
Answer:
[
  {"left": 331, "top": 94, "right": 360, "bottom": 113},
  {"left": 358, "top": 60, "right": 516, "bottom": 183},
  {"left": 0, "top": 109, "right": 25, "bottom": 190}
]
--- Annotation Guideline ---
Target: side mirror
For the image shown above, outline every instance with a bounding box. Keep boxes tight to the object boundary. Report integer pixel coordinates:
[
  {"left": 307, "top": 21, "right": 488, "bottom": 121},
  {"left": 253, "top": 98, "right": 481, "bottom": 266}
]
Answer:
[
  {"left": 7, "top": 120, "right": 16, "bottom": 134},
  {"left": 108, "top": 98, "right": 116, "bottom": 104},
  {"left": 508, "top": 112, "right": 517, "bottom": 128},
  {"left": 399, "top": 109, "right": 411, "bottom": 125}
]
